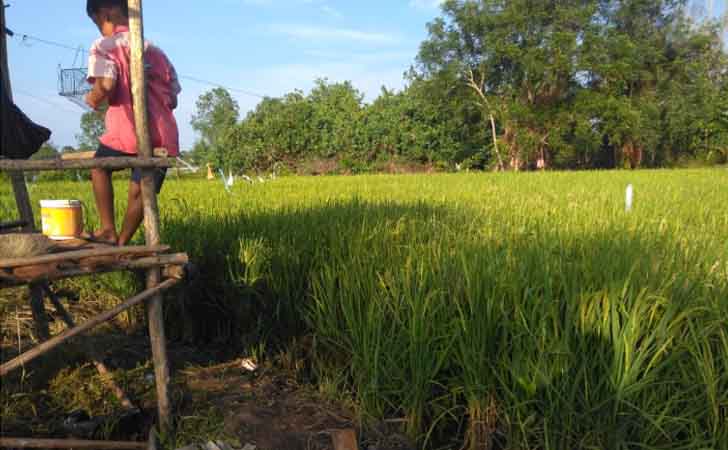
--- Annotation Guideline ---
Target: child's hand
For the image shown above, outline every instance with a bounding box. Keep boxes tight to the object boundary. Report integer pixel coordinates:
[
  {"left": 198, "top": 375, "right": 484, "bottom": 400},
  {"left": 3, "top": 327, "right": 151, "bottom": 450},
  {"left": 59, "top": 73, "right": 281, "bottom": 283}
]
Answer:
[{"left": 86, "top": 77, "right": 116, "bottom": 110}]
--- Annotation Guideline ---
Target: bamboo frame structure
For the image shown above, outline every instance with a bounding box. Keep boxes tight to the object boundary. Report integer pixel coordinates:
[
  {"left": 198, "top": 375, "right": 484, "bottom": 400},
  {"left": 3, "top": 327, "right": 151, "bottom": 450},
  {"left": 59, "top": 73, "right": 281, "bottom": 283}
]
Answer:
[
  {"left": 127, "top": 0, "right": 172, "bottom": 430},
  {"left": 0, "top": 253, "right": 189, "bottom": 288},
  {"left": 1, "top": 0, "right": 186, "bottom": 446},
  {"left": 0, "top": 278, "right": 180, "bottom": 376},
  {"left": 0, "top": 252, "right": 188, "bottom": 287},
  {"left": 0, "top": 156, "right": 173, "bottom": 171},
  {"left": 0, "top": 0, "right": 49, "bottom": 352},
  {"left": 0, "top": 245, "right": 171, "bottom": 269}
]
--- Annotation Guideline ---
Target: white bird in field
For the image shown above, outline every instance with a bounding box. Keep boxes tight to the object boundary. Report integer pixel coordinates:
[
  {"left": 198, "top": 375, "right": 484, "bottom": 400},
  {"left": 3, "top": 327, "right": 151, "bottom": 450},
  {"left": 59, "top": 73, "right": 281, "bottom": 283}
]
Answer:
[
  {"left": 626, "top": 184, "right": 634, "bottom": 212},
  {"left": 218, "top": 168, "right": 232, "bottom": 192},
  {"left": 257, "top": 176, "right": 265, "bottom": 183},
  {"left": 76, "top": 171, "right": 83, "bottom": 182},
  {"left": 241, "top": 174, "right": 253, "bottom": 184},
  {"left": 227, "top": 170, "right": 234, "bottom": 187}
]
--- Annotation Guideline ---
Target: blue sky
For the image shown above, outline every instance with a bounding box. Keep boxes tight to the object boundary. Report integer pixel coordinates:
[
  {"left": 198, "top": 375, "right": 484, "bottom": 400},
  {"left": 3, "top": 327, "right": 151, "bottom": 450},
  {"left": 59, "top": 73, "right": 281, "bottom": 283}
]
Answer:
[{"left": 4, "top": 0, "right": 445, "bottom": 150}]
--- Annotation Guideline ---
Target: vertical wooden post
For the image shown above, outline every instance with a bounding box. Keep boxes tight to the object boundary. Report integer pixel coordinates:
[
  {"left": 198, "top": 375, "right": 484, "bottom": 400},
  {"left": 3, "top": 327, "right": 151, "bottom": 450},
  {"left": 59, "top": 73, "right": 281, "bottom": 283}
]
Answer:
[
  {"left": 127, "top": 0, "right": 171, "bottom": 431},
  {"left": 1, "top": 5, "right": 34, "bottom": 233},
  {"left": 0, "top": 3, "right": 11, "bottom": 97},
  {"left": 1, "top": 4, "right": 49, "bottom": 342}
]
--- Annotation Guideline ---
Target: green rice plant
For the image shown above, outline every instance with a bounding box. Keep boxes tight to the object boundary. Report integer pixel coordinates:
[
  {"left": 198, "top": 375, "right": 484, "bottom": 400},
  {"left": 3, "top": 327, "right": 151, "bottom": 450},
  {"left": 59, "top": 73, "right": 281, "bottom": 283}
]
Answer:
[{"left": 2, "top": 169, "right": 727, "bottom": 449}]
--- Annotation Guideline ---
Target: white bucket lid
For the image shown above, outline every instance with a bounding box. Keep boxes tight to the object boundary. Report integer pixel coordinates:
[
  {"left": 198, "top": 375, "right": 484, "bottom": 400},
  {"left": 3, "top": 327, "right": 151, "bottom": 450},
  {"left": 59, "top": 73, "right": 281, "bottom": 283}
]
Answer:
[{"left": 40, "top": 200, "right": 82, "bottom": 208}]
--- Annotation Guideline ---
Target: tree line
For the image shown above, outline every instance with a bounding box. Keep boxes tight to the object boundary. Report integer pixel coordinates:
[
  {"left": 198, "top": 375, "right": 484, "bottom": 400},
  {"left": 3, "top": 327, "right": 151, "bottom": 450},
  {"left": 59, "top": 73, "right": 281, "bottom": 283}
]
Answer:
[{"left": 72, "top": 0, "right": 727, "bottom": 173}]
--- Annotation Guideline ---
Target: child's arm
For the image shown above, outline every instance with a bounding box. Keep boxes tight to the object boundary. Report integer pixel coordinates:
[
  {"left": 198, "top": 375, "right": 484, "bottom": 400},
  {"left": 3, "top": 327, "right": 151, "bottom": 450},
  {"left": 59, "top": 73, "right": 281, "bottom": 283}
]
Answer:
[{"left": 85, "top": 76, "right": 116, "bottom": 110}]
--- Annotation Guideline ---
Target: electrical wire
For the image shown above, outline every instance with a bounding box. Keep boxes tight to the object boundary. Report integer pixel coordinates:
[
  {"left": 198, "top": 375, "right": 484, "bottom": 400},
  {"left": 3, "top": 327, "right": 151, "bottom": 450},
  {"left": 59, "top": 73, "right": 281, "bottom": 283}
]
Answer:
[
  {"left": 15, "top": 89, "right": 83, "bottom": 114},
  {"left": 9, "top": 31, "right": 270, "bottom": 99}
]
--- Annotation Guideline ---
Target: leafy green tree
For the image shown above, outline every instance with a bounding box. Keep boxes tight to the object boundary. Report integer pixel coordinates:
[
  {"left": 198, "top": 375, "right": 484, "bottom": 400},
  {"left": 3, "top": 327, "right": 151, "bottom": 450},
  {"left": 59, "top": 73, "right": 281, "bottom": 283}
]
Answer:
[
  {"left": 416, "top": 0, "right": 600, "bottom": 170},
  {"left": 358, "top": 84, "right": 462, "bottom": 167},
  {"left": 31, "top": 142, "right": 59, "bottom": 160},
  {"left": 307, "top": 79, "right": 363, "bottom": 157},
  {"left": 414, "top": 0, "right": 727, "bottom": 170},
  {"left": 190, "top": 88, "right": 240, "bottom": 168},
  {"left": 76, "top": 109, "right": 106, "bottom": 151}
]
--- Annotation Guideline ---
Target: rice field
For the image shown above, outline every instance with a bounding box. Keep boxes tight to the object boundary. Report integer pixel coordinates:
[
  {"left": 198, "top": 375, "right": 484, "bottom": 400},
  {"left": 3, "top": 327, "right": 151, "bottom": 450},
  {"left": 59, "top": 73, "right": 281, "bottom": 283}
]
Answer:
[{"left": 1, "top": 169, "right": 727, "bottom": 449}]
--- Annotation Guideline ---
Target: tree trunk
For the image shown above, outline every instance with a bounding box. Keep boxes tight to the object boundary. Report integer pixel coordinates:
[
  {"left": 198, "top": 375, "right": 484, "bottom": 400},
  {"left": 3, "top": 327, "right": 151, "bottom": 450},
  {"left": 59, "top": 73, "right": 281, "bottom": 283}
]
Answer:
[{"left": 489, "top": 114, "right": 504, "bottom": 171}]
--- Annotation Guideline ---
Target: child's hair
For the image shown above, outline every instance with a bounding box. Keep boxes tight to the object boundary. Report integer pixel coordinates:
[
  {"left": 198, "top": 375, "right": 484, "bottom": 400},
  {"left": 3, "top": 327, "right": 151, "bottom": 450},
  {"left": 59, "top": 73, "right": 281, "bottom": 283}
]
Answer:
[{"left": 86, "top": 0, "right": 129, "bottom": 18}]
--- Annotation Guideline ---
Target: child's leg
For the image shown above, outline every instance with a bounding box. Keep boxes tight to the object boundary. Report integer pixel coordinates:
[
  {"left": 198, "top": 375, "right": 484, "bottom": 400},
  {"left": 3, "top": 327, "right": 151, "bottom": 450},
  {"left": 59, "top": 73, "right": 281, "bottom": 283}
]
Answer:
[
  {"left": 118, "top": 179, "right": 144, "bottom": 246},
  {"left": 90, "top": 167, "right": 119, "bottom": 243}
]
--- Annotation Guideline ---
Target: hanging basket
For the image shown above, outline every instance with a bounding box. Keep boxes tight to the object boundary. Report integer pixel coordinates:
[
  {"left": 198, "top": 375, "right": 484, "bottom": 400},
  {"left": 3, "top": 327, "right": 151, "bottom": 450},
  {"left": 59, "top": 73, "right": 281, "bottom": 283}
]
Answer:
[{"left": 58, "top": 67, "right": 92, "bottom": 110}]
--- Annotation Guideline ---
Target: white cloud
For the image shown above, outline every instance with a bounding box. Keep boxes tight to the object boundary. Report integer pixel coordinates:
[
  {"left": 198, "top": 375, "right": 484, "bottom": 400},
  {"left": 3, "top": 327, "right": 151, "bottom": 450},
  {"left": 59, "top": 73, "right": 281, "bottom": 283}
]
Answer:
[{"left": 270, "top": 24, "right": 400, "bottom": 44}]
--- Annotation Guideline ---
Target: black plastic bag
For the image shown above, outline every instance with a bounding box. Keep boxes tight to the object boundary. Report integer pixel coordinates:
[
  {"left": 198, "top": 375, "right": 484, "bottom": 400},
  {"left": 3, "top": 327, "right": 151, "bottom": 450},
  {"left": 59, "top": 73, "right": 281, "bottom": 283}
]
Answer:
[{"left": 1, "top": 86, "right": 52, "bottom": 160}]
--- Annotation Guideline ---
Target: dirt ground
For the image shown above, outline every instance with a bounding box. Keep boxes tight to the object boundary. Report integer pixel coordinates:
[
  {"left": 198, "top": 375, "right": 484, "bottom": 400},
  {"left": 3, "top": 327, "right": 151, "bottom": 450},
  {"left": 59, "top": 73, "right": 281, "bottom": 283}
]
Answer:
[{"left": 0, "top": 288, "right": 414, "bottom": 450}]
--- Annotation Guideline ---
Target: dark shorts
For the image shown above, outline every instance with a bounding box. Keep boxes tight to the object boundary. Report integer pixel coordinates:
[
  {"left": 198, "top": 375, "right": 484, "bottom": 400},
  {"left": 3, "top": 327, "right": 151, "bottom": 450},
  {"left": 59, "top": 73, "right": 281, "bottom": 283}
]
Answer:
[{"left": 95, "top": 144, "right": 167, "bottom": 193}]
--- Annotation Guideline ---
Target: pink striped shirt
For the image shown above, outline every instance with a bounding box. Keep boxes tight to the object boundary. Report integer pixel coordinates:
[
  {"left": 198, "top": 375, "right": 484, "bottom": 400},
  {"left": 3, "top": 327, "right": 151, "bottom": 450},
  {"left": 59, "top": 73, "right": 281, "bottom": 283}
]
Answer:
[{"left": 87, "top": 25, "right": 181, "bottom": 156}]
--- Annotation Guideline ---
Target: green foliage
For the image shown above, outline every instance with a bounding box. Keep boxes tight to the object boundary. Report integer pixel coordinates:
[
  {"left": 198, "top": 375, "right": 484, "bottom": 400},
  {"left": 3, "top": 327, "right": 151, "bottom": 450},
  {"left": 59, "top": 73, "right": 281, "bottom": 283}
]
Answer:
[
  {"left": 413, "top": 0, "right": 728, "bottom": 169},
  {"left": 3, "top": 170, "right": 726, "bottom": 448},
  {"left": 188, "top": 1, "right": 728, "bottom": 172},
  {"left": 76, "top": 108, "right": 106, "bottom": 151},
  {"left": 31, "top": 142, "right": 59, "bottom": 160},
  {"left": 189, "top": 87, "right": 240, "bottom": 168}
]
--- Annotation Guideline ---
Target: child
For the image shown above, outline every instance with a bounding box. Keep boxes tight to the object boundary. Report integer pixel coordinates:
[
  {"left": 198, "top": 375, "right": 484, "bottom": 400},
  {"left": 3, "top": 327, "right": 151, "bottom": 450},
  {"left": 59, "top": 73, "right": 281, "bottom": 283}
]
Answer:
[{"left": 84, "top": 0, "right": 181, "bottom": 246}]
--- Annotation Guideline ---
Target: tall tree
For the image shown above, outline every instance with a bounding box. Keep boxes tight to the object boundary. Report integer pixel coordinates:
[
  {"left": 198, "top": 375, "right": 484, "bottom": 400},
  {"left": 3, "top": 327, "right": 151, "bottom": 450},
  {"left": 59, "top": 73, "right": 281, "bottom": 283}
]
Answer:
[
  {"left": 190, "top": 88, "right": 240, "bottom": 167},
  {"left": 414, "top": 0, "right": 727, "bottom": 170},
  {"left": 76, "top": 108, "right": 106, "bottom": 151},
  {"left": 417, "top": 0, "right": 599, "bottom": 170}
]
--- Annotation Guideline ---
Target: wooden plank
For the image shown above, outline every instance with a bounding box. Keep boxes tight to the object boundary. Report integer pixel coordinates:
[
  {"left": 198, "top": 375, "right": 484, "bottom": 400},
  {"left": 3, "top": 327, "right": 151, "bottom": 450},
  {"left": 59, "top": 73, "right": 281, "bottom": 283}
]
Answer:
[
  {"left": 0, "top": 245, "right": 170, "bottom": 269},
  {"left": 61, "top": 148, "right": 168, "bottom": 160},
  {"left": 127, "top": 0, "right": 172, "bottom": 431},
  {"left": 0, "top": 253, "right": 189, "bottom": 287},
  {"left": 0, "top": 156, "right": 173, "bottom": 172},
  {"left": 0, "top": 438, "right": 146, "bottom": 449},
  {"left": 0, "top": 278, "right": 180, "bottom": 376}
]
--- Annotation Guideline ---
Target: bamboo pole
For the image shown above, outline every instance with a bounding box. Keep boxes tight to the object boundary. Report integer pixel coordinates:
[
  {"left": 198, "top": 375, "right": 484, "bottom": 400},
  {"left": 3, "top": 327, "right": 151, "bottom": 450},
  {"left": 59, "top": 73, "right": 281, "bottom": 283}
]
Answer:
[
  {"left": 0, "top": 438, "right": 146, "bottom": 449},
  {"left": 127, "top": 0, "right": 171, "bottom": 430},
  {"left": 0, "top": 4, "right": 10, "bottom": 97},
  {"left": 0, "top": 245, "right": 170, "bottom": 269},
  {"left": 0, "top": 278, "right": 179, "bottom": 376},
  {"left": 0, "top": 157, "right": 173, "bottom": 172},
  {"left": 60, "top": 148, "right": 168, "bottom": 160}
]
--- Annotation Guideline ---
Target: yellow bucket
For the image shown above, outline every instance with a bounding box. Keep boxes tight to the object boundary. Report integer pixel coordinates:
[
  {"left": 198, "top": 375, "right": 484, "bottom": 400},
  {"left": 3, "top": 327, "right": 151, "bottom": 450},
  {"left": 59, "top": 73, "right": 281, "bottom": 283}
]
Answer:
[{"left": 40, "top": 200, "right": 84, "bottom": 240}]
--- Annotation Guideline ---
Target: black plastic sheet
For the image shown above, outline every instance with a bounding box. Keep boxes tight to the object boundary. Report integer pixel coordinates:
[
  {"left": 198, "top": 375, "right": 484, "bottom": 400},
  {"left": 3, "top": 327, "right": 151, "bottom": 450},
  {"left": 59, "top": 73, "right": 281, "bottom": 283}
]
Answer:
[{"left": 1, "top": 79, "right": 52, "bottom": 160}]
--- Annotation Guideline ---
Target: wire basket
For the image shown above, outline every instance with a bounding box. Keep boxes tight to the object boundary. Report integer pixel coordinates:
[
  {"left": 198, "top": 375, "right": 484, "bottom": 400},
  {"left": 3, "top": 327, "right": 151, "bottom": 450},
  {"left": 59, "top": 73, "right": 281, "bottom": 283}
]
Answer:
[{"left": 58, "top": 68, "right": 92, "bottom": 111}]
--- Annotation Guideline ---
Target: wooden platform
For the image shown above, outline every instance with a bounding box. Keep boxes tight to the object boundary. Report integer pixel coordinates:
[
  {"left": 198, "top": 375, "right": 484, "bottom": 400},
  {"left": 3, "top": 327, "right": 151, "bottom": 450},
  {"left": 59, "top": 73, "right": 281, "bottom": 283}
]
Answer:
[{"left": 0, "top": 238, "right": 188, "bottom": 288}]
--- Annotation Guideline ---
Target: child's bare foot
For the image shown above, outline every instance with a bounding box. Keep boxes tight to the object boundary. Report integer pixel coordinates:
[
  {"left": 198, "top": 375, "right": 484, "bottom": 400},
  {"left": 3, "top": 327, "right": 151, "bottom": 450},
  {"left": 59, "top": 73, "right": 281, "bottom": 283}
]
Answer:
[{"left": 82, "top": 229, "right": 118, "bottom": 246}]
